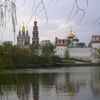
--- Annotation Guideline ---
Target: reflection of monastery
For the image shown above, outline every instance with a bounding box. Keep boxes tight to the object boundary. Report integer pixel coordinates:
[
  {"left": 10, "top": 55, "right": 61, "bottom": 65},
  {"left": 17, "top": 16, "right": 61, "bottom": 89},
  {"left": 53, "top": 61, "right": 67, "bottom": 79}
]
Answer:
[{"left": 17, "top": 21, "right": 100, "bottom": 62}]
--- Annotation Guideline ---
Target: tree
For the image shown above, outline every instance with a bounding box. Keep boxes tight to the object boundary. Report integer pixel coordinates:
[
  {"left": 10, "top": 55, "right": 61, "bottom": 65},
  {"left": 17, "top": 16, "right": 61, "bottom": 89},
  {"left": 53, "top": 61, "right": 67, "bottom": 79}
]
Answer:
[
  {"left": 64, "top": 49, "right": 70, "bottom": 59},
  {"left": 88, "top": 41, "right": 92, "bottom": 47},
  {"left": 0, "top": 0, "right": 17, "bottom": 41},
  {"left": 30, "top": 45, "right": 39, "bottom": 56},
  {"left": 41, "top": 42, "right": 55, "bottom": 57},
  {"left": 91, "top": 48, "right": 100, "bottom": 59},
  {"left": 51, "top": 55, "right": 63, "bottom": 65},
  {"left": 9, "top": 46, "right": 31, "bottom": 66},
  {"left": 3, "top": 41, "right": 13, "bottom": 51}
]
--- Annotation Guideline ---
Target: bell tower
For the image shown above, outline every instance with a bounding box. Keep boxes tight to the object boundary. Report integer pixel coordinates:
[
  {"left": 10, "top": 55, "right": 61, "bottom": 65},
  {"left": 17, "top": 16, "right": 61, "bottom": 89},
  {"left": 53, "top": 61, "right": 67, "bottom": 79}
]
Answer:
[{"left": 32, "top": 21, "right": 39, "bottom": 45}]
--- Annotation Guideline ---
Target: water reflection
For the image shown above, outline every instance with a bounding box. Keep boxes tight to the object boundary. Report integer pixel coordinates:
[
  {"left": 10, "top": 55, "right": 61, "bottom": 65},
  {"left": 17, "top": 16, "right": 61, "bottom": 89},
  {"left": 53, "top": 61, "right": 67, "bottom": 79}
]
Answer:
[{"left": 0, "top": 67, "right": 100, "bottom": 100}]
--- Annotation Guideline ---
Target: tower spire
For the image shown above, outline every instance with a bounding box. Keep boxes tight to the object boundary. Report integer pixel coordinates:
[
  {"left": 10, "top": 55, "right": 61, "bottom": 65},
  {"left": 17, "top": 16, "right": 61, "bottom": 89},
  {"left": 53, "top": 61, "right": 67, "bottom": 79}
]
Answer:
[
  {"left": 32, "top": 20, "right": 39, "bottom": 45},
  {"left": 70, "top": 26, "right": 72, "bottom": 33},
  {"left": 26, "top": 27, "right": 29, "bottom": 36},
  {"left": 19, "top": 27, "right": 21, "bottom": 36},
  {"left": 22, "top": 22, "right": 25, "bottom": 36}
]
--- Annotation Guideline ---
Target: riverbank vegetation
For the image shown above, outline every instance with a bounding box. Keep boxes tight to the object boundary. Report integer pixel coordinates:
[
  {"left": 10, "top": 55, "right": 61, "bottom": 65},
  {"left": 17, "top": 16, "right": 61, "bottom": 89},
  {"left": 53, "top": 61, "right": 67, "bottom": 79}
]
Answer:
[
  {"left": 0, "top": 41, "right": 65, "bottom": 69},
  {"left": 0, "top": 41, "right": 100, "bottom": 70}
]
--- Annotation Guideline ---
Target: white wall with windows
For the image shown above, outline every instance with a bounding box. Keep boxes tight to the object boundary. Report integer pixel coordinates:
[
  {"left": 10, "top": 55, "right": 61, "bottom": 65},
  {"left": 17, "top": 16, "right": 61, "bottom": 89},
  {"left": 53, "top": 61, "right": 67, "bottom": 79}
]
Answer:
[{"left": 55, "top": 46, "right": 67, "bottom": 58}]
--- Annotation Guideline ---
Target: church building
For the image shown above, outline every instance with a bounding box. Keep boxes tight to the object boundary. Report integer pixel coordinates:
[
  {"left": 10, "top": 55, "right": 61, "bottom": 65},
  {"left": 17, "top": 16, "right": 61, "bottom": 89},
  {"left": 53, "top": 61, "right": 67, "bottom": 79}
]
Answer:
[
  {"left": 17, "top": 24, "right": 30, "bottom": 48},
  {"left": 17, "top": 20, "right": 40, "bottom": 48}
]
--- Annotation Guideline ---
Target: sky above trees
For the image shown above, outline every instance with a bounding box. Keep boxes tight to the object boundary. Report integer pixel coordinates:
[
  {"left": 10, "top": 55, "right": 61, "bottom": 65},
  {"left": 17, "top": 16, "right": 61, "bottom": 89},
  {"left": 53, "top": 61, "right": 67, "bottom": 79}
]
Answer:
[{"left": 1, "top": 0, "right": 100, "bottom": 44}]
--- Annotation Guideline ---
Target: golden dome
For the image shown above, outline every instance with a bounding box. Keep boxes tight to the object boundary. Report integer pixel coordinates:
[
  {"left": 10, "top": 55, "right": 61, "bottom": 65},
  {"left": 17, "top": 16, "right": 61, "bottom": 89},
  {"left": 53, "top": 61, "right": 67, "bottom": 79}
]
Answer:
[{"left": 67, "top": 31, "right": 75, "bottom": 38}]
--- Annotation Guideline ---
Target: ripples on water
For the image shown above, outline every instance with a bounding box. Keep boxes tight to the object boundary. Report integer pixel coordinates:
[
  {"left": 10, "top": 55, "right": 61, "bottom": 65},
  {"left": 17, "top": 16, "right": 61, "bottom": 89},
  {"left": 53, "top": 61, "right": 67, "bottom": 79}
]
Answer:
[{"left": 0, "top": 66, "right": 100, "bottom": 100}]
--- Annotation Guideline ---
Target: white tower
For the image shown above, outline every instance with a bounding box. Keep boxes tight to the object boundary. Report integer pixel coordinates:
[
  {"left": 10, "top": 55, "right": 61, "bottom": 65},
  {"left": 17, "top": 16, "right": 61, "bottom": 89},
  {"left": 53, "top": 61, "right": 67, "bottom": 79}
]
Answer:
[{"left": 92, "top": 35, "right": 100, "bottom": 48}]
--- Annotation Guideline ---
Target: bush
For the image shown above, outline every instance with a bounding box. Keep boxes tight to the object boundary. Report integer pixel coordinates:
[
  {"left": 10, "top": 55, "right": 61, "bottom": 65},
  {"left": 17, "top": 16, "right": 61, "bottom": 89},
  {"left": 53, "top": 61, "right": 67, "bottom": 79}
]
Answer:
[{"left": 51, "top": 55, "right": 63, "bottom": 65}]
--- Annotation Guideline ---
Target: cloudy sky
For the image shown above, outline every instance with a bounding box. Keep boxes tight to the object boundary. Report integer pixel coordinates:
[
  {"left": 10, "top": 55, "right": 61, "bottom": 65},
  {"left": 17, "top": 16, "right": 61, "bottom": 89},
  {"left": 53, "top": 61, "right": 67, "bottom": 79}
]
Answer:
[{"left": 1, "top": 0, "right": 100, "bottom": 44}]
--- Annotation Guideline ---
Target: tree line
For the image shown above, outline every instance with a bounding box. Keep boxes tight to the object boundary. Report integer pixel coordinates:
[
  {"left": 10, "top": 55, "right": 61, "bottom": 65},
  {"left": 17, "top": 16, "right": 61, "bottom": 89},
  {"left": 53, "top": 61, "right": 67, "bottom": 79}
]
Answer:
[{"left": 0, "top": 41, "right": 68, "bottom": 69}]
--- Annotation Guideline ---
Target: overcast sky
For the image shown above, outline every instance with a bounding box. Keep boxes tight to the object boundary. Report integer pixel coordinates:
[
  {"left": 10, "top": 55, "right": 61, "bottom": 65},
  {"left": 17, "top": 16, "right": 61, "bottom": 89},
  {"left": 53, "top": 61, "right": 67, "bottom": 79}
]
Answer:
[{"left": 1, "top": 0, "right": 100, "bottom": 44}]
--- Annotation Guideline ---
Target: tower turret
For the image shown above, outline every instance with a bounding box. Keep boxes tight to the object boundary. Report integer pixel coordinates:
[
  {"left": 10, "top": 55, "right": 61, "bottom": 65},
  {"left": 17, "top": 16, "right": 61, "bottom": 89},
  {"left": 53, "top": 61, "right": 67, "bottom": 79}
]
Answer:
[
  {"left": 32, "top": 21, "right": 39, "bottom": 45},
  {"left": 19, "top": 29, "right": 21, "bottom": 36},
  {"left": 26, "top": 28, "right": 29, "bottom": 36},
  {"left": 22, "top": 25, "right": 25, "bottom": 36}
]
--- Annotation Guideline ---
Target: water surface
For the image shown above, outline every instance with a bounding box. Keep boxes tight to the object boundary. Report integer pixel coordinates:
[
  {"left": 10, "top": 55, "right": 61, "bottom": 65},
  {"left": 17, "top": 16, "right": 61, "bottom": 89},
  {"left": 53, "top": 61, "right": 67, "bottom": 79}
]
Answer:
[{"left": 0, "top": 66, "right": 100, "bottom": 100}]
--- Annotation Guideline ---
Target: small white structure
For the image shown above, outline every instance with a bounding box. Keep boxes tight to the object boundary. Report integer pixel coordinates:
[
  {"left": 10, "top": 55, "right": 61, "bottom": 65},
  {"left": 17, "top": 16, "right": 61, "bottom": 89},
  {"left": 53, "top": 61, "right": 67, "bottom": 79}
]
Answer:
[
  {"left": 92, "top": 35, "right": 100, "bottom": 48},
  {"left": 91, "top": 35, "right": 100, "bottom": 63}
]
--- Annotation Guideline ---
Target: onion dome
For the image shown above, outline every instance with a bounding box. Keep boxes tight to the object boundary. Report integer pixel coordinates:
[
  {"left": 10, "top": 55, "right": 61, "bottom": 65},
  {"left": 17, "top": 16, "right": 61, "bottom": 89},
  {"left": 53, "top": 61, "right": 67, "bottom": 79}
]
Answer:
[{"left": 67, "top": 31, "right": 75, "bottom": 39}]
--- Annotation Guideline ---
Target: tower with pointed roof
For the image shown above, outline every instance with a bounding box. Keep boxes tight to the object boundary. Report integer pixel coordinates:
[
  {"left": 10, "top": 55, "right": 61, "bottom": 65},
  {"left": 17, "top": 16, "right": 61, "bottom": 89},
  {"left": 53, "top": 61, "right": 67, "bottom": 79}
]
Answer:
[
  {"left": 32, "top": 21, "right": 39, "bottom": 45},
  {"left": 17, "top": 24, "right": 30, "bottom": 48}
]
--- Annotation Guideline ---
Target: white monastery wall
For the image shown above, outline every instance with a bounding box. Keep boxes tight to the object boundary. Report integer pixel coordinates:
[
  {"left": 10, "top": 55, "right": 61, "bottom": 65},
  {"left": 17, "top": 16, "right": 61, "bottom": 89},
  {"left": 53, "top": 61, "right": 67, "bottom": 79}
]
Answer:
[
  {"left": 92, "top": 43, "right": 100, "bottom": 48},
  {"left": 55, "top": 46, "right": 91, "bottom": 61},
  {"left": 68, "top": 48, "right": 91, "bottom": 58},
  {"left": 55, "top": 46, "right": 67, "bottom": 58}
]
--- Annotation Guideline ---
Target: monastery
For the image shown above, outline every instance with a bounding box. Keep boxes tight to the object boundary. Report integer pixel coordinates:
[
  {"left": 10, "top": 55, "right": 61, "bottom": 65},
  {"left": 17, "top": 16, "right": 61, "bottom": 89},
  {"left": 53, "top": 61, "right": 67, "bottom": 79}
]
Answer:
[{"left": 17, "top": 21, "right": 100, "bottom": 62}]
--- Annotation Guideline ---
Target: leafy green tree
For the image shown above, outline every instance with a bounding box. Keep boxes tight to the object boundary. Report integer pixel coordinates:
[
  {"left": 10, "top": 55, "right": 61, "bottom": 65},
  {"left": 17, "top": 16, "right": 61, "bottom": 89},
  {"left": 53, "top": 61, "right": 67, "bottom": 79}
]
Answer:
[
  {"left": 2, "top": 41, "right": 13, "bottom": 53},
  {"left": 91, "top": 48, "right": 100, "bottom": 59},
  {"left": 64, "top": 49, "right": 70, "bottom": 59},
  {"left": 9, "top": 46, "right": 31, "bottom": 67},
  {"left": 51, "top": 55, "right": 63, "bottom": 65},
  {"left": 30, "top": 45, "right": 39, "bottom": 56},
  {"left": 0, "top": 42, "right": 14, "bottom": 69},
  {"left": 41, "top": 43, "right": 55, "bottom": 57},
  {"left": 0, "top": 45, "right": 4, "bottom": 56}
]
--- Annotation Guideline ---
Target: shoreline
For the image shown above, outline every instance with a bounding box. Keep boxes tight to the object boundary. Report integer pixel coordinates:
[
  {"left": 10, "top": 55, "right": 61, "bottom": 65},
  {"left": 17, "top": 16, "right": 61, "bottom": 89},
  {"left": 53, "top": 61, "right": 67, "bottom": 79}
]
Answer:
[{"left": 0, "top": 62, "right": 99, "bottom": 70}]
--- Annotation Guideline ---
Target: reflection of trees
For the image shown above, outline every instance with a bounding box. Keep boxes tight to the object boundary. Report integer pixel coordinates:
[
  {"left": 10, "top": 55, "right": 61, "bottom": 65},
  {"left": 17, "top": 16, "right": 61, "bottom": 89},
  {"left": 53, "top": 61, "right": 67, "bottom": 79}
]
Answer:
[
  {"left": 17, "top": 84, "right": 30, "bottom": 100},
  {"left": 40, "top": 73, "right": 56, "bottom": 87},
  {"left": 56, "top": 73, "right": 79, "bottom": 97},
  {"left": 0, "top": 74, "right": 39, "bottom": 100},
  {"left": 32, "top": 74, "right": 39, "bottom": 100},
  {"left": 0, "top": 73, "right": 50, "bottom": 100},
  {"left": 91, "top": 69, "right": 100, "bottom": 96},
  {"left": 16, "top": 74, "right": 31, "bottom": 100}
]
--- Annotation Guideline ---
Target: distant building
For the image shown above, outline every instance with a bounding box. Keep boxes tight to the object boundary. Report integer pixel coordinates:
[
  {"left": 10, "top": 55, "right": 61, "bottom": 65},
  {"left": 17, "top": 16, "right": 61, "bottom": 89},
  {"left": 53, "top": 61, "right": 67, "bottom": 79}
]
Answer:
[
  {"left": 55, "top": 31, "right": 80, "bottom": 48},
  {"left": 92, "top": 35, "right": 100, "bottom": 48},
  {"left": 17, "top": 25, "right": 30, "bottom": 48},
  {"left": 32, "top": 21, "right": 39, "bottom": 45},
  {"left": 55, "top": 37, "right": 67, "bottom": 58},
  {"left": 40, "top": 40, "right": 51, "bottom": 46},
  {"left": 55, "top": 30, "right": 80, "bottom": 58}
]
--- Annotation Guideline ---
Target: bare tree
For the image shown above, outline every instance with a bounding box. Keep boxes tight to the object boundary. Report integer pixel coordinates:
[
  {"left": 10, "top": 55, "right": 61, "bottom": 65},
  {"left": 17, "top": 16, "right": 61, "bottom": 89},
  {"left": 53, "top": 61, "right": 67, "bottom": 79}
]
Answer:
[
  {"left": 0, "top": 0, "right": 17, "bottom": 41},
  {"left": 0, "top": 0, "right": 100, "bottom": 42}
]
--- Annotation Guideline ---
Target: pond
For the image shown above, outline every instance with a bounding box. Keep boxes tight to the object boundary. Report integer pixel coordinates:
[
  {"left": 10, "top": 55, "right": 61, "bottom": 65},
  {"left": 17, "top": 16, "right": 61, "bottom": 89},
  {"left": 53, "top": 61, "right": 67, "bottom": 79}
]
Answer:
[{"left": 0, "top": 66, "right": 100, "bottom": 100}]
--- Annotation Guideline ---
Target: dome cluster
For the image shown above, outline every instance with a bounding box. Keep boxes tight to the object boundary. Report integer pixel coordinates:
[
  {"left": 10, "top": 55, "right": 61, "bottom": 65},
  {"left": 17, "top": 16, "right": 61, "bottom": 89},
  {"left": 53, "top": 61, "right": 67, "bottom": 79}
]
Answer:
[{"left": 18, "top": 25, "right": 29, "bottom": 36}]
